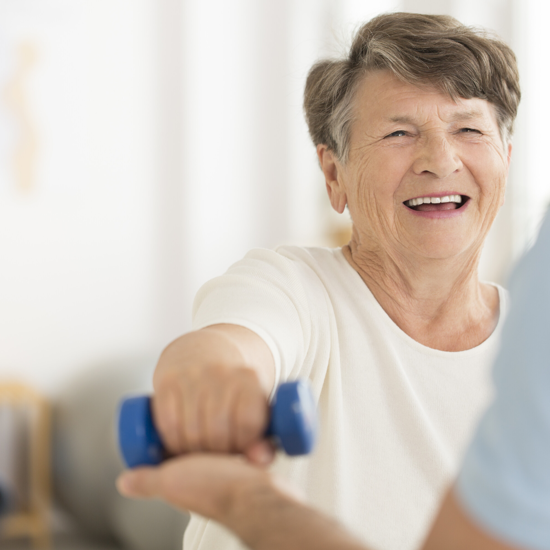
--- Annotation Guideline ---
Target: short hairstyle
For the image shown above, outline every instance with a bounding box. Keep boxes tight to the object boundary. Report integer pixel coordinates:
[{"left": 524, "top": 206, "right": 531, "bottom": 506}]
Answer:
[{"left": 304, "top": 12, "right": 521, "bottom": 161}]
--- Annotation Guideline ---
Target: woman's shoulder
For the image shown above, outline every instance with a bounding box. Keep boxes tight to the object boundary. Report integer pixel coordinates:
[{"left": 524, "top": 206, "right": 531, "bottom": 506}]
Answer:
[
  {"left": 220, "top": 245, "right": 352, "bottom": 303},
  {"left": 273, "top": 245, "right": 347, "bottom": 269},
  {"left": 232, "top": 245, "right": 347, "bottom": 277}
]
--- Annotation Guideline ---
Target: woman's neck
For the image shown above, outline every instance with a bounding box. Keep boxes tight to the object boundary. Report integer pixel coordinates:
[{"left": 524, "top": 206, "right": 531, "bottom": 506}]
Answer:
[{"left": 342, "top": 238, "right": 500, "bottom": 352}]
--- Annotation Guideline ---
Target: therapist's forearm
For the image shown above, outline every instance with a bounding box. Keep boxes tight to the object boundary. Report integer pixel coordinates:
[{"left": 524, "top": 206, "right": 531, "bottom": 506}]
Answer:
[
  {"left": 228, "top": 480, "right": 368, "bottom": 550},
  {"left": 231, "top": 482, "right": 520, "bottom": 550},
  {"left": 118, "top": 456, "right": 518, "bottom": 550},
  {"left": 421, "top": 487, "right": 520, "bottom": 550}
]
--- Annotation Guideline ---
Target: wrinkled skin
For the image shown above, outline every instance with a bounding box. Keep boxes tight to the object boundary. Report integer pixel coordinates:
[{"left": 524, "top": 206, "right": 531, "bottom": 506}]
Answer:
[{"left": 319, "top": 70, "right": 512, "bottom": 352}]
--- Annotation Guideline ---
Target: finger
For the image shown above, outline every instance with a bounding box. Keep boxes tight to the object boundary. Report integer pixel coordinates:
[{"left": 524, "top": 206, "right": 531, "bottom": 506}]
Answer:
[
  {"left": 203, "top": 383, "right": 233, "bottom": 452},
  {"left": 181, "top": 382, "right": 202, "bottom": 452},
  {"left": 117, "top": 467, "right": 161, "bottom": 499},
  {"left": 244, "top": 439, "right": 276, "bottom": 466},
  {"left": 232, "top": 386, "right": 268, "bottom": 452},
  {"left": 153, "top": 388, "right": 185, "bottom": 455}
]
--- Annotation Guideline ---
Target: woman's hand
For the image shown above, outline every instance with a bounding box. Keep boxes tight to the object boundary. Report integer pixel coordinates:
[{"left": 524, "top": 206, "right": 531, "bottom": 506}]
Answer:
[{"left": 152, "top": 324, "right": 276, "bottom": 459}]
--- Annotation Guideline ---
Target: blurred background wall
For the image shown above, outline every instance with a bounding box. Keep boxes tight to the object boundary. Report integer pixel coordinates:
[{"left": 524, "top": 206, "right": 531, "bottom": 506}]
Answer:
[
  {"left": 1, "top": 0, "right": 549, "bottom": 545},
  {"left": 0, "top": 0, "right": 548, "bottom": 401}
]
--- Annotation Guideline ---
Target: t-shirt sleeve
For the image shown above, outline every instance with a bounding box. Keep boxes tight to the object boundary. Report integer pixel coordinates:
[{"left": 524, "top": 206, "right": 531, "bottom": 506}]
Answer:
[
  {"left": 456, "top": 213, "right": 550, "bottom": 550},
  {"left": 191, "top": 248, "right": 321, "bottom": 390}
]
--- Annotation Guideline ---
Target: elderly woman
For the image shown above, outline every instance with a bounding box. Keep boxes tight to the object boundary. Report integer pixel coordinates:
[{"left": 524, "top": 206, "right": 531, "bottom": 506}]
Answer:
[{"left": 135, "top": 13, "right": 520, "bottom": 550}]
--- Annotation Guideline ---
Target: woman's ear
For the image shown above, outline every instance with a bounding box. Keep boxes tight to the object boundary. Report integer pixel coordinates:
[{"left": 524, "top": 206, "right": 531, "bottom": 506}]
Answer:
[
  {"left": 500, "top": 142, "right": 513, "bottom": 207},
  {"left": 506, "top": 142, "right": 513, "bottom": 169},
  {"left": 317, "top": 145, "right": 347, "bottom": 214}
]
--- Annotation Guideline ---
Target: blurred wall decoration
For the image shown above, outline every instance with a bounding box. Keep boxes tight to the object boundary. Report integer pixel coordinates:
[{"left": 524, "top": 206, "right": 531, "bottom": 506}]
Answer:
[
  {"left": 0, "top": 0, "right": 549, "bottom": 543},
  {"left": 0, "top": 0, "right": 158, "bottom": 393},
  {"left": 3, "top": 41, "right": 39, "bottom": 193}
]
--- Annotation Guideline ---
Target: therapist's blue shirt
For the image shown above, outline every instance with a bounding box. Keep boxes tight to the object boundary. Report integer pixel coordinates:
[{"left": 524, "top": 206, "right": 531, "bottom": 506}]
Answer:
[{"left": 457, "top": 211, "right": 550, "bottom": 550}]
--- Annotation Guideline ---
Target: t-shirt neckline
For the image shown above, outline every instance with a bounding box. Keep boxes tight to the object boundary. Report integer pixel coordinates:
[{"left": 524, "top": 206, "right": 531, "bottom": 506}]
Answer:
[{"left": 333, "top": 247, "right": 507, "bottom": 358}]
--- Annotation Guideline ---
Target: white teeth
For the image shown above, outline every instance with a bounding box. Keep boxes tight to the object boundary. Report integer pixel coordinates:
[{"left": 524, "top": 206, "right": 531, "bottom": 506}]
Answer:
[{"left": 406, "top": 194, "right": 463, "bottom": 207}]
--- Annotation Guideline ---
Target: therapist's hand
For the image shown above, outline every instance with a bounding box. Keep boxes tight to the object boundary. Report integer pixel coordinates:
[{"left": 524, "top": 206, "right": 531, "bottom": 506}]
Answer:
[
  {"left": 117, "top": 455, "right": 259, "bottom": 524},
  {"left": 116, "top": 440, "right": 295, "bottom": 540},
  {"left": 116, "top": 442, "right": 368, "bottom": 550}
]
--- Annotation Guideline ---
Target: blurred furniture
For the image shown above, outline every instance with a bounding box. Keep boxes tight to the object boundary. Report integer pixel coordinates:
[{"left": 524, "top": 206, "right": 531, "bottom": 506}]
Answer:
[
  {"left": 0, "top": 382, "right": 51, "bottom": 549},
  {"left": 53, "top": 355, "right": 189, "bottom": 550}
]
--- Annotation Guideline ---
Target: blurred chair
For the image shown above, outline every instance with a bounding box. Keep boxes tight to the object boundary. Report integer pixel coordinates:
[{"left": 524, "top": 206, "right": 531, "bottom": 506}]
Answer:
[
  {"left": 0, "top": 382, "right": 51, "bottom": 549},
  {"left": 53, "top": 355, "right": 188, "bottom": 550}
]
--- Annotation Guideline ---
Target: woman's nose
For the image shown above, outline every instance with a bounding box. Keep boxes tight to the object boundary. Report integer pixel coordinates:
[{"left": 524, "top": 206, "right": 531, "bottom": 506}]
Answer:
[{"left": 411, "top": 135, "right": 462, "bottom": 179}]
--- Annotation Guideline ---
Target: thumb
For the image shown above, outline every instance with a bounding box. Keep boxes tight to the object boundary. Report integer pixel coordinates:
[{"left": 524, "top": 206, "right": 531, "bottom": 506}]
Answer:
[
  {"left": 244, "top": 439, "right": 276, "bottom": 466},
  {"left": 116, "top": 467, "right": 161, "bottom": 499}
]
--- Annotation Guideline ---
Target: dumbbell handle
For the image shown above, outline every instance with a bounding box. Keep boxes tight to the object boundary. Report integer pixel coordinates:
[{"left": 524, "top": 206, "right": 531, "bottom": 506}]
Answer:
[{"left": 118, "top": 380, "right": 317, "bottom": 468}]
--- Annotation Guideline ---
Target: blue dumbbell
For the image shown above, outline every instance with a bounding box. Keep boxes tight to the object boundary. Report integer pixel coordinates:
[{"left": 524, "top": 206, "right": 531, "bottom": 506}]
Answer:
[{"left": 118, "top": 380, "right": 317, "bottom": 468}]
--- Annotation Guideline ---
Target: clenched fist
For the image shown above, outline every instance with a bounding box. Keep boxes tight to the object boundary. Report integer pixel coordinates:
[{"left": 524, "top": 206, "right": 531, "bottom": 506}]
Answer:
[{"left": 152, "top": 324, "right": 276, "bottom": 457}]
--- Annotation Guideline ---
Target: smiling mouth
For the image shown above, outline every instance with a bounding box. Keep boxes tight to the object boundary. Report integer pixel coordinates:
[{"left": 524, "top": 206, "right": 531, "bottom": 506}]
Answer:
[{"left": 404, "top": 194, "right": 470, "bottom": 212}]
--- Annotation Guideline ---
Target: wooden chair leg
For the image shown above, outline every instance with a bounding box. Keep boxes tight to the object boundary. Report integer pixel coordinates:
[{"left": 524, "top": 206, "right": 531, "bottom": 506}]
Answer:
[{"left": 0, "top": 383, "right": 52, "bottom": 548}]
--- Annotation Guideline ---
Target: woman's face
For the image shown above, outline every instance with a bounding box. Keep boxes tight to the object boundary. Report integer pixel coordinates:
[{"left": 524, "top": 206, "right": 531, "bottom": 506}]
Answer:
[{"left": 320, "top": 70, "right": 511, "bottom": 261}]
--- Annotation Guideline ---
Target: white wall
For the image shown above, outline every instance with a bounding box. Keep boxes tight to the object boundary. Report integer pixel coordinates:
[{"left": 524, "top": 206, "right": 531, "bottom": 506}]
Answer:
[
  {"left": 514, "top": 0, "right": 550, "bottom": 245},
  {"left": 0, "top": 1, "right": 158, "bottom": 393},
  {"left": 0, "top": 0, "right": 547, "bottom": 396}
]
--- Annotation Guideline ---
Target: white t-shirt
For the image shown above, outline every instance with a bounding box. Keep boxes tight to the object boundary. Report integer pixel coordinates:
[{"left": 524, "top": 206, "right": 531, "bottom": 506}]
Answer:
[{"left": 183, "top": 246, "right": 507, "bottom": 550}]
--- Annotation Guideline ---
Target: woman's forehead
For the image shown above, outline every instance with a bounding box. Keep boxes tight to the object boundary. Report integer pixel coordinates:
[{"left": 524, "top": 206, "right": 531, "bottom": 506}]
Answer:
[
  {"left": 353, "top": 71, "right": 497, "bottom": 127},
  {"left": 385, "top": 105, "right": 494, "bottom": 126}
]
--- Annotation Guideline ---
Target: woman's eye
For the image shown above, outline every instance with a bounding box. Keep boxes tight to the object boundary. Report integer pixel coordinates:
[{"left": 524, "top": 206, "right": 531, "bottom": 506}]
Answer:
[
  {"left": 385, "top": 130, "right": 407, "bottom": 138},
  {"left": 460, "top": 128, "right": 481, "bottom": 134}
]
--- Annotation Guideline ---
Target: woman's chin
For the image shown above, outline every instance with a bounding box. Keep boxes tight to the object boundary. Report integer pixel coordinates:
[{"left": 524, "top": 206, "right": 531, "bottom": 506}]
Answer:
[{"left": 403, "top": 236, "right": 476, "bottom": 261}]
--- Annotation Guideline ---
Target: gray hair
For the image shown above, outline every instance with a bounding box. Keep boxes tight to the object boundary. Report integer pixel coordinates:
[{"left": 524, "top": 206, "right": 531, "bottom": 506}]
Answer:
[{"left": 304, "top": 12, "right": 521, "bottom": 161}]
